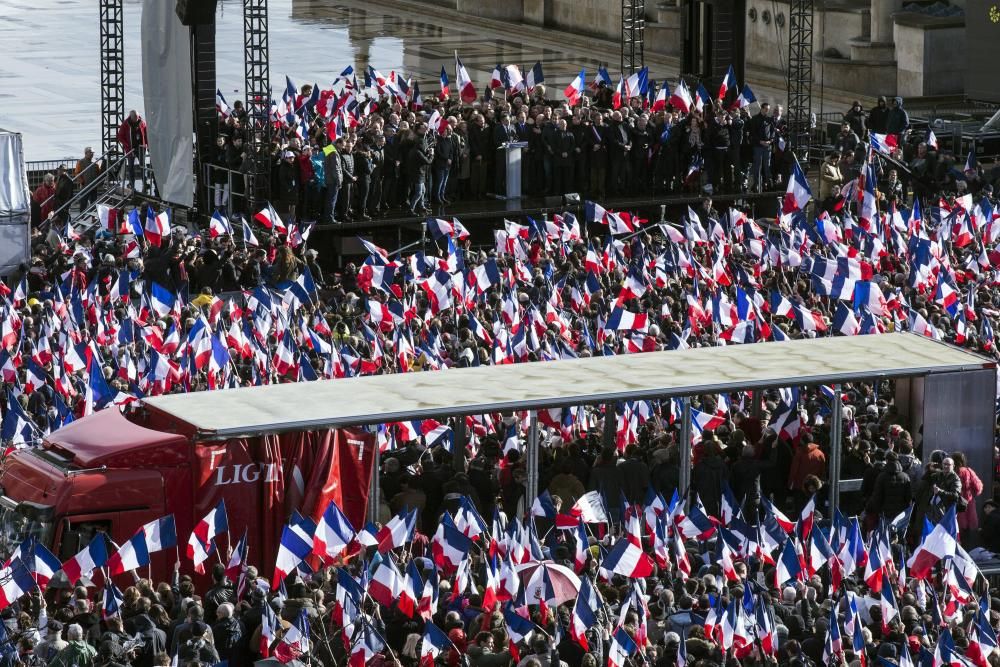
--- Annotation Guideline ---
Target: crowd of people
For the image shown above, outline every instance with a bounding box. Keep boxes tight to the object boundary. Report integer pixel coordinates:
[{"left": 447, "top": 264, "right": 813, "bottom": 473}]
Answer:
[
  {"left": 0, "top": 416, "right": 996, "bottom": 667},
  {"left": 207, "top": 73, "right": 815, "bottom": 224},
  {"left": 3, "top": 66, "right": 1000, "bottom": 667}
]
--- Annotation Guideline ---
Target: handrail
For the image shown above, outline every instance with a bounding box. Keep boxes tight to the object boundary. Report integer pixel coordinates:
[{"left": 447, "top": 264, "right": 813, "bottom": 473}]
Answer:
[
  {"left": 46, "top": 150, "right": 135, "bottom": 223},
  {"left": 36, "top": 146, "right": 124, "bottom": 211}
]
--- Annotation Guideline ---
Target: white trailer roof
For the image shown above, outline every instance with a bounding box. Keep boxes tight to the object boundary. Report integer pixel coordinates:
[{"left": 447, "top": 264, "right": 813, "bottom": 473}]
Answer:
[{"left": 141, "top": 333, "right": 994, "bottom": 439}]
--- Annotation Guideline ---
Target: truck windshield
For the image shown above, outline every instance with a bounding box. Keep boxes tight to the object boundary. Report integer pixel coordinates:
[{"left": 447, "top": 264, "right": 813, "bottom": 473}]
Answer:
[{"left": 0, "top": 501, "right": 54, "bottom": 562}]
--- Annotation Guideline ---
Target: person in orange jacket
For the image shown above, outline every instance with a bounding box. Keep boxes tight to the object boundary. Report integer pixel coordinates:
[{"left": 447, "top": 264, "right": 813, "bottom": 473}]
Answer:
[{"left": 788, "top": 432, "right": 827, "bottom": 501}]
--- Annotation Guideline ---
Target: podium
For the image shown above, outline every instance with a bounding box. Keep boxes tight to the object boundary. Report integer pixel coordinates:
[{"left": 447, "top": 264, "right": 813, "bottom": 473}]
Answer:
[{"left": 499, "top": 141, "right": 528, "bottom": 200}]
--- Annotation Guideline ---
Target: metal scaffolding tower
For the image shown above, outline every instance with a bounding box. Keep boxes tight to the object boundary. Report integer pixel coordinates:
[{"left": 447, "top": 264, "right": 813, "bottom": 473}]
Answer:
[
  {"left": 244, "top": 0, "right": 271, "bottom": 210},
  {"left": 621, "top": 0, "right": 646, "bottom": 75},
  {"left": 786, "top": 0, "right": 814, "bottom": 162},
  {"left": 99, "top": 0, "right": 125, "bottom": 159}
]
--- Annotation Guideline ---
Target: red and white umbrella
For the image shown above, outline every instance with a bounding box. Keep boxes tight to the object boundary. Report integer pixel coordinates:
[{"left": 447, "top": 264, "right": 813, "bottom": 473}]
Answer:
[{"left": 516, "top": 560, "right": 581, "bottom": 606}]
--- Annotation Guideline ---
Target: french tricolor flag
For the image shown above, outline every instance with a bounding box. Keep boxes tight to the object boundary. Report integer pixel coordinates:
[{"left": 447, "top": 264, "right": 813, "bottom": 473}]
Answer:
[
  {"left": 187, "top": 499, "right": 229, "bottom": 573},
  {"left": 376, "top": 507, "right": 417, "bottom": 553},
  {"left": 761, "top": 496, "right": 795, "bottom": 533},
  {"left": 853, "top": 280, "right": 886, "bottom": 316},
  {"left": 669, "top": 78, "right": 693, "bottom": 114},
  {"left": 602, "top": 534, "right": 654, "bottom": 579},
  {"left": 689, "top": 407, "right": 725, "bottom": 440},
  {"left": 782, "top": 159, "right": 813, "bottom": 214},
  {"left": 209, "top": 210, "right": 233, "bottom": 238},
  {"left": 390, "top": 559, "right": 421, "bottom": 618},
  {"left": 0, "top": 559, "right": 36, "bottom": 611},
  {"left": 869, "top": 132, "right": 899, "bottom": 155},
  {"left": 144, "top": 208, "right": 171, "bottom": 247},
  {"left": 490, "top": 64, "right": 504, "bottom": 89},
  {"left": 225, "top": 529, "right": 248, "bottom": 585},
  {"left": 775, "top": 537, "right": 803, "bottom": 587},
  {"left": 126, "top": 209, "right": 143, "bottom": 237},
  {"left": 564, "top": 68, "right": 586, "bottom": 107},
  {"left": 612, "top": 76, "right": 625, "bottom": 110},
  {"left": 368, "top": 555, "right": 403, "bottom": 608},
  {"left": 455, "top": 54, "right": 477, "bottom": 103},
  {"left": 98, "top": 204, "right": 121, "bottom": 234},
  {"left": 608, "top": 627, "right": 638, "bottom": 667},
  {"left": 149, "top": 281, "right": 177, "bottom": 318},
  {"left": 718, "top": 64, "right": 736, "bottom": 100},
  {"left": 966, "top": 607, "right": 998, "bottom": 667},
  {"left": 530, "top": 490, "right": 558, "bottom": 519},
  {"left": 272, "top": 330, "right": 299, "bottom": 376},
  {"left": 651, "top": 83, "right": 668, "bottom": 112},
  {"left": 439, "top": 66, "right": 450, "bottom": 99},
  {"left": 832, "top": 302, "right": 860, "bottom": 336},
  {"left": 570, "top": 575, "right": 600, "bottom": 649},
  {"left": 431, "top": 521, "right": 473, "bottom": 572},
  {"left": 254, "top": 203, "right": 286, "bottom": 234},
  {"left": 731, "top": 83, "right": 756, "bottom": 110},
  {"left": 314, "top": 499, "right": 356, "bottom": 562},
  {"left": 470, "top": 259, "right": 501, "bottom": 293},
  {"left": 420, "top": 270, "right": 453, "bottom": 313},
  {"left": 814, "top": 210, "right": 842, "bottom": 244},
  {"left": 420, "top": 623, "right": 453, "bottom": 667},
  {"left": 272, "top": 519, "right": 314, "bottom": 587},
  {"left": 216, "top": 89, "right": 231, "bottom": 117},
  {"left": 605, "top": 308, "right": 648, "bottom": 332},
  {"left": 107, "top": 515, "right": 177, "bottom": 575},
  {"left": 25, "top": 541, "right": 62, "bottom": 592},
  {"left": 526, "top": 61, "right": 544, "bottom": 93},
  {"left": 674, "top": 495, "right": 716, "bottom": 540},
  {"left": 907, "top": 504, "right": 958, "bottom": 579}
]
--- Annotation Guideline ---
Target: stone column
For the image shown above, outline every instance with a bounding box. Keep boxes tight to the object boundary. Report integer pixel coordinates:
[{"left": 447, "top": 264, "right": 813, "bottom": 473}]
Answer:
[
  {"left": 870, "top": 0, "right": 901, "bottom": 43},
  {"left": 523, "top": 0, "right": 546, "bottom": 26}
]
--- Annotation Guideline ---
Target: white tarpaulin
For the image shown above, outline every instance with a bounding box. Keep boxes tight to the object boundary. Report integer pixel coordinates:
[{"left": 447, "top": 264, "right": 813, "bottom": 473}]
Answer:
[
  {"left": 0, "top": 129, "right": 31, "bottom": 276},
  {"left": 140, "top": 0, "right": 194, "bottom": 207}
]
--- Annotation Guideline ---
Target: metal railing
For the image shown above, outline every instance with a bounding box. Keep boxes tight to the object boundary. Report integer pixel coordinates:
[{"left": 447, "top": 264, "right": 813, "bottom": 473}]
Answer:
[
  {"left": 41, "top": 151, "right": 139, "bottom": 234},
  {"left": 201, "top": 162, "right": 250, "bottom": 217},
  {"left": 33, "top": 147, "right": 144, "bottom": 215},
  {"left": 25, "top": 159, "right": 79, "bottom": 190}
]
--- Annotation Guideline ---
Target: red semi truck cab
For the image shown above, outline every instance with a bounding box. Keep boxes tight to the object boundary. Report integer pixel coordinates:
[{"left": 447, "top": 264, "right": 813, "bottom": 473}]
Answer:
[{"left": 0, "top": 406, "right": 375, "bottom": 579}]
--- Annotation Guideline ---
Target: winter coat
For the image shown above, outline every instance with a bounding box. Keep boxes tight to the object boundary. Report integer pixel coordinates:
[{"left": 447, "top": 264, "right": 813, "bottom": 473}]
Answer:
[
  {"left": 588, "top": 460, "right": 625, "bottom": 516},
  {"left": 130, "top": 614, "right": 167, "bottom": 667},
  {"left": 958, "top": 466, "right": 984, "bottom": 531},
  {"left": 277, "top": 161, "right": 300, "bottom": 206},
  {"left": 618, "top": 456, "right": 650, "bottom": 504},
  {"left": 819, "top": 162, "right": 843, "bottom": 200},
  {"left": 433, "top": 135, "right": 455, "bottom": 168},
  {"left": 405, "top": 143, "right": 433, "bottom": 181},
  {"left": 212, "top": 616, "right": 247, "bottom": 664},
  {"left": 870, "top": 461, "right": 912, "bottom": 518},
  {"left": 898, "top": 453, "right": 923, "bottom": 485},
  {"left": 789, "top": 443, "right": 826, "bottom": 491},
  {"left": 730, "top": 454, "right": 774, "bottom": 507},
  {"left": 323, "top": 147, "right": 343, "bottom": 188},
  {"left": 886, "top": 98, "right": 909, "bottom": 134},
  {"left": 467, "top": 644, "right": 512, "bottom": 667},
  {"left": 692, "top": 454, "right": 729, "bottom": 518},
  {"left": 48, "top": 641, "right": 97, "bottom": 667}
]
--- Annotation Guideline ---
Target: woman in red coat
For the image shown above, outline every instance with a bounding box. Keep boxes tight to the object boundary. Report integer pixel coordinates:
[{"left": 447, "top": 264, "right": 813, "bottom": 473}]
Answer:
[{"left": 953, "top": 451, "right": 984, "bottom": 533}]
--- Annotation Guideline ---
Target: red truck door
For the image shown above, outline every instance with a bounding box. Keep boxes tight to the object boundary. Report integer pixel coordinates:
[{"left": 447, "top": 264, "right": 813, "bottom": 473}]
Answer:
[{"left": 190, "top": 427, "right": 374, "bottom": 575}]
